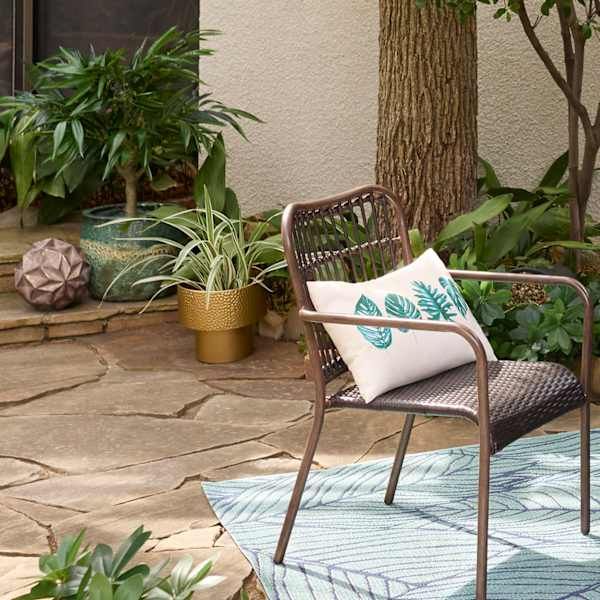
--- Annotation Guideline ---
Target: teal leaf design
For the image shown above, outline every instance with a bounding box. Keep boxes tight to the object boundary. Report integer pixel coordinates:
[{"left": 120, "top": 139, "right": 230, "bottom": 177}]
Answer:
[
  {"left": 354, "top": 294, "right": 392, "bottom": 349},
  {"left": 439, "top": 276, "right": 468, "bottom": 317},
  {"left": 412, "top": 281, "right": 457, "bottom": 321},
  {"left": 384, "top": 294, "right": 421, "bottom": 332}
]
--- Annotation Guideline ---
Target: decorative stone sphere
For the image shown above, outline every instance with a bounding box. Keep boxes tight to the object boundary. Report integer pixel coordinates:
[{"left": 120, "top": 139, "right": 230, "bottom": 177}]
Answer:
[{"left": 15, "top": 238, "right": 91, "bottom": 311}]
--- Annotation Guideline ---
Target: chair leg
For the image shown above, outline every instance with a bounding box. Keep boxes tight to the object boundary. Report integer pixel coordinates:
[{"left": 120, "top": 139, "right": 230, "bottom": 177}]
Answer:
[
  {"left": 475, "top": 443, "right": 490, "bottom": 600},
  {"left": 384, "top": 413, "right": 415, "bottom": 505},
  {"left": 274, "top": 405, "right": 325, "bottom": 564},
  {"left": 581, "top": 402, "right": 591, "bottom": 535}
]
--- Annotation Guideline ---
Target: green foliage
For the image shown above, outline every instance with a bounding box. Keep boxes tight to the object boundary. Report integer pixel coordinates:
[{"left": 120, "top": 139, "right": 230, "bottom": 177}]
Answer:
[
  {"left": 458, "top": 278, "right": 588, "bottom": 363},
  {"left": 355, "top": 294, "right": 392, "bottom": 349},
  {"left": 418, "top": 0, "right": 600, "bottom": 32},
  {"left": 104, "top": 191, "right": 286, "bottom": 306},
  {"left": 0, "top": 28, "right": 258, "bottom": 217},
  {"left": 193, "top": 133, "right": 240, "bottom": 219},
  {"left": 16, "top": 527, "right": 224, "bottom": 600},
  {"left": 413, "top": 153, "right": 600, "bottom": 272}
]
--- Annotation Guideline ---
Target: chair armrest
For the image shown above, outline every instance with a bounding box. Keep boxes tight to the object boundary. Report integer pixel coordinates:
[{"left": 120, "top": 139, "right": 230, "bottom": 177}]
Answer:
[
  {"left": 299, "top": 308, "right": 491, "bottom": 427},
  {"left": 449, "top": 269, "right": 593, "bottom": 394}
]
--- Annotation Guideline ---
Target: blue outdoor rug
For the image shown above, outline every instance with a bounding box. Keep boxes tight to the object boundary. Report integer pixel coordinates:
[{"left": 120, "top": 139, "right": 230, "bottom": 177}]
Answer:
[{"left": 203, "top": 431, "right": 600, "bottom": 599}]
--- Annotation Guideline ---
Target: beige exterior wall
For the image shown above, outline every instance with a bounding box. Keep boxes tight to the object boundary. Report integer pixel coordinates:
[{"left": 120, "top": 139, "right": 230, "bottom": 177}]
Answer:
[{"left": 200, "top": 1, "right": 600, "bottom": 216}]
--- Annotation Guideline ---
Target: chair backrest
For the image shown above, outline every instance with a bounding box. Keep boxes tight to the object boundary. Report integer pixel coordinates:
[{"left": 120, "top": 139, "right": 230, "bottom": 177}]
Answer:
[{"left": 282, "top": 185, "right": 413, "bottom": 383}]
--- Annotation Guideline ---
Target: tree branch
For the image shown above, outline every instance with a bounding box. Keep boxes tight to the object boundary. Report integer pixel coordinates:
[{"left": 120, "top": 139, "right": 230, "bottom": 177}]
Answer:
[{"left": 517, "top": 1, "right": 594, "bottom": 137}]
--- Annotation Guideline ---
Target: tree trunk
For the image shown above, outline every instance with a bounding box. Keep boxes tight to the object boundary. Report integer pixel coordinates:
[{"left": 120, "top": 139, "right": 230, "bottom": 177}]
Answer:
[{"left": 376, "top": 1, "right": 478, "bottom": 241}]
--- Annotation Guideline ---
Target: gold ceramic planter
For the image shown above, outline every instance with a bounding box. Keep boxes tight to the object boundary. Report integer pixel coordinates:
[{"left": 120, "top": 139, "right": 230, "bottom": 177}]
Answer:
[{"left": 177, "top": 284, "right": 266, "bottom": 363}]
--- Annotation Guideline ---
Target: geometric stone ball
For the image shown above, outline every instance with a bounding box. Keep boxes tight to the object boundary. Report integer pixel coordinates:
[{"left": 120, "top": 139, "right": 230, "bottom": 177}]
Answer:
[{"left": 14, "top": 238, "right": 91, "bottom": 311}]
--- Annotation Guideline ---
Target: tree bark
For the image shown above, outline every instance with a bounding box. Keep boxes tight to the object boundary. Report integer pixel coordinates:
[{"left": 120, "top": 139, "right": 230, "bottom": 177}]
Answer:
[{"left": 376, "top": 1, "right": 478, "bottom": 241}]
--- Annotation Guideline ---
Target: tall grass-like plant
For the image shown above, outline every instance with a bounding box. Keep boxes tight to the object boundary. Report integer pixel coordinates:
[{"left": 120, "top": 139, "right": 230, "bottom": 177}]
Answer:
[{"left": 104, "top": 193, "right": 286, "bottom": 306}]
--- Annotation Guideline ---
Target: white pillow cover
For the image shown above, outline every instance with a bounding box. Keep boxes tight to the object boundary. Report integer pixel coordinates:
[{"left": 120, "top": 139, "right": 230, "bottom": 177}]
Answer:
[{"left": 307, "top": 249, "right": 496, "bottom": 402}]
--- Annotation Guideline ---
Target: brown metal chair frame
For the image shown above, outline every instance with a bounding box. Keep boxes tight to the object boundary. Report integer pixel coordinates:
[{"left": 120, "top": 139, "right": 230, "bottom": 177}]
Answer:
[{"left": 273, "top": 185, "right": 592, "bottom": 600}]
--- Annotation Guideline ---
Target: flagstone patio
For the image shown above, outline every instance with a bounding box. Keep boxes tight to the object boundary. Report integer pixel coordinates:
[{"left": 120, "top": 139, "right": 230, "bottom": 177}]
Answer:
[{"left": 0, "top": 322, "right": 596, "bottom": 600}]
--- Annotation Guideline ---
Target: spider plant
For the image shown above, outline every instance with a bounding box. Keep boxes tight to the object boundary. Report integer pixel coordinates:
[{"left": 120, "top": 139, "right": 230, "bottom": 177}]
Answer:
[{"left": 104, "top": 191, "right": 286, "bottom": 308}]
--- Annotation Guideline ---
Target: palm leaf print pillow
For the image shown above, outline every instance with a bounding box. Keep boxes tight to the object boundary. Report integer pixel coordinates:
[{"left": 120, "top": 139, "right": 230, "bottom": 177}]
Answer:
[{"left": 307, "top": 249, "right": 496, "bottom": 402}]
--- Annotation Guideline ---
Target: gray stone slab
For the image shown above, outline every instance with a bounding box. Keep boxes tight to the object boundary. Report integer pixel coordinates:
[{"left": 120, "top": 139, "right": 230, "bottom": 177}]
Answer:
[
  {"left": 88, "top": 324, "right": 305, "bottom": 380},
  {"left": 0, "top": 341, "right": 107, "bottom": 406},
  {"left": 0, "top": 458, "right": 45, "bottom": 488},
  {"left": 3, "top": 369, "right": 215, "bottom": 417},
  {"left": 0, "top": 415, "right": 277, "bottom": 474},
  {"left": 0, "top": 504, "right": 49, "bottom": 555},
  {"left": 4, "top": 441, "right": 277, "bottom": 511},
  {"left": 195, "top": 395, "right": 311, "bottom": 428},
  {"left": 204, "top": 456, "right": 302, "bottom": 481},
  {"left": 0, "top": 556, "right": 39, "bottom": 599},
  {"left": 262, "top": 408, "right": 408, "bottom": 467},
  {"left": 51, "top": 485, "right": 218, "bottom": 547},
  {"left": 152, "top": 527, "right": 221, "bottom": 552}
]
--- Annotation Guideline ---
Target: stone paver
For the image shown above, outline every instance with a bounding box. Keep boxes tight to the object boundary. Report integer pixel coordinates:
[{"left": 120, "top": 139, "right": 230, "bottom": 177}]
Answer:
[
  {"left": 0, "top": 323, "right": 591, "bottom": 600},
  {"left": 262, "top": 408, "right": 412, "bottom": 467},
  {"left": 3, "top": 441, "right": 278, "bottom": 511},
  {"left": 49, "top": 485, "right": 218, "bottom": 546},
  {"left": 0, "top": 458, "right": 45, "bottom": 488},
  {"left": 0, "top": 341, "right": 106, "bottom": 406},
  {"left": 2, "top": 368, "right": 214, "bottom": 417},
  {"left": 89, "top": 323, "right": 305, "bottom": 380},
  {"left": 194, "top": 394, "right": 311, "bottom": 428},
  {"left": 0, "top": 414, "right": 277, "bottom": 474}
]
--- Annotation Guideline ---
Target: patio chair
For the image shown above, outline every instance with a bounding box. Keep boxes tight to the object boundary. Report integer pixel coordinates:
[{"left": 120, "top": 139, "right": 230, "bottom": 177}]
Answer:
[{"left": 274, "top": 185, "right": 592, "bottom": 599}]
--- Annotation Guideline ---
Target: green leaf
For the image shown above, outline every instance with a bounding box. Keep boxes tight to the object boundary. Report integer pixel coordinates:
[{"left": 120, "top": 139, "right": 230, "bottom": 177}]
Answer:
[
  {"left": 479, "top": 157, "right": 501, "bottom": 189},
  {"left": 482, "top": 201, "right": 552, "bottom": 265},
  {"left": 439, "top": 276, "right": 468, "bottom": 317},
  {"left": 42, "top": 174, "right": 66, "bottom": 198},
  {"left": 223, "top": 187, "right": 240, "bottom": 220},
  {"left": 111, "top": 526, "right": 151, "bottom": 577},
  {"left": 89, "top": 573, "right": 112, "bottom": 600},
  {"left": 525, "top": 239, "right": 600, "bottom": 257},
  {"left": 194, "top": 134, "right": 226, "bottom": 212},
  {"left": 384, "top": 293, "right": 421, "bottom": 331},
  {"left": 412, "top": 281, "right": 456, "bottom": 321},
  {"left": 355, "top": 294, "right": 392, "bottom": 349},
  {"left": 408, "top": 228, "right": 427, "bottom": 257},
  {"left": 71, "top": 120, "right": 84, "bottom": 156},
  {"left": 52, "top": 121, "right": 67, "bottom": 159},
  {"left": 539, "top": 150, "right": 568, "bottom": 188},
  {"left": 114, "top": 575, "right": 144, "bottom": 600},
  {"left": 435, "top": 194, "right": 513, "bottom": 247},
  {"left": 10, "top": 132, "right": 36, "bottom": 208},
  {"left": 149, "top": 172, "right": 178, "bottom": 192}
]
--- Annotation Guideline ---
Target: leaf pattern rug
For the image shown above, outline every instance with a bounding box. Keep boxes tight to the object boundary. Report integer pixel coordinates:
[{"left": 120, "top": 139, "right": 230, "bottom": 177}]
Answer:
[{"left": 202, "top": 431, "right": 600, "bottom": 599}]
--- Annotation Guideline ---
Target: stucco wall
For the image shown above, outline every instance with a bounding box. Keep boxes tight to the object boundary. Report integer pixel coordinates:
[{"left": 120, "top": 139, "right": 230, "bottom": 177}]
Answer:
[{"left": 200, "top": 1, "right": 600, "bottom": 216}]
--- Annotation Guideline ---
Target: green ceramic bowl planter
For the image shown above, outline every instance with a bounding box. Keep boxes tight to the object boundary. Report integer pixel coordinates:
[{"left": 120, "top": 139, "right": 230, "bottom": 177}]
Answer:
[{"left": 0, "top": 27, "right": 257, "bottom": 300}]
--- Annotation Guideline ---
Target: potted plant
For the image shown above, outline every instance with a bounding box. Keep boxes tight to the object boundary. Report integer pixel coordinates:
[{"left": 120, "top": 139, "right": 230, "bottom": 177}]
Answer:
[
  {"left": 107, "top": 193, "right": 286, "bottom": 363},
  {"left": 0, "top": 27, "right": 257, "bottom": 300}
]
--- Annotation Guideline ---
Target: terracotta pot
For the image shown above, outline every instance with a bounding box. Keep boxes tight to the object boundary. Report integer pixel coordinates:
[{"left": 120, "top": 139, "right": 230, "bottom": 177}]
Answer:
[{"left": 177, "top": 283, "right": 266, "bottom": 363}]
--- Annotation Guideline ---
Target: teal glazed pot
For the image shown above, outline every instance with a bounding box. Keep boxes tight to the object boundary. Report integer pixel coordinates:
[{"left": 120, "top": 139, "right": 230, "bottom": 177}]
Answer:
[{"left": 80, "top": 203, "right": 177, "bottom": 302}]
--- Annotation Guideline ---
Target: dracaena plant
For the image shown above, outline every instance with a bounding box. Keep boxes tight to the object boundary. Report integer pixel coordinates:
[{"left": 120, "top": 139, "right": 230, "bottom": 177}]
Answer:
[
  {"left": 104, "top": 191, "right": 286, "bottom": 306},
  {"left": 0, "top": 27, "right": 258, "bottom": 218},
  {"left": 16, "top": 527, "right": 227, "bottom": 600}
]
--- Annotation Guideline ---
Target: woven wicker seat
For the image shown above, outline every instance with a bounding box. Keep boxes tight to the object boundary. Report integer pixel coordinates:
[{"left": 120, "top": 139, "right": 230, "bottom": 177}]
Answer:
[
  {"left": 329, "top": 360, "right": 585, "bottom": 454},
  {"left": 273, "top": 185, "right": 593, "bottom": 599}
]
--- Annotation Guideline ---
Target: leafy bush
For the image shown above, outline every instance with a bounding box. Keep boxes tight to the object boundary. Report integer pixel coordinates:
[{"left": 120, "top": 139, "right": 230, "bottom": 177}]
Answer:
[
  {"left": 17, "top": 527, "right": 225, "bottom": 600},
  {"left": 411, "top": 153, "right": 600, "bottom": 272},
  {"left": 0, "top": 28, "right": 257, "bottom": 219}
]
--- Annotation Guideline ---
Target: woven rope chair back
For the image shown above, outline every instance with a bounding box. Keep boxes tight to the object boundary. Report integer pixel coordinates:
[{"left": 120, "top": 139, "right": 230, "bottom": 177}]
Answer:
[{"left": 282, "top": 185, "right": 413, "bottom": 383}]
